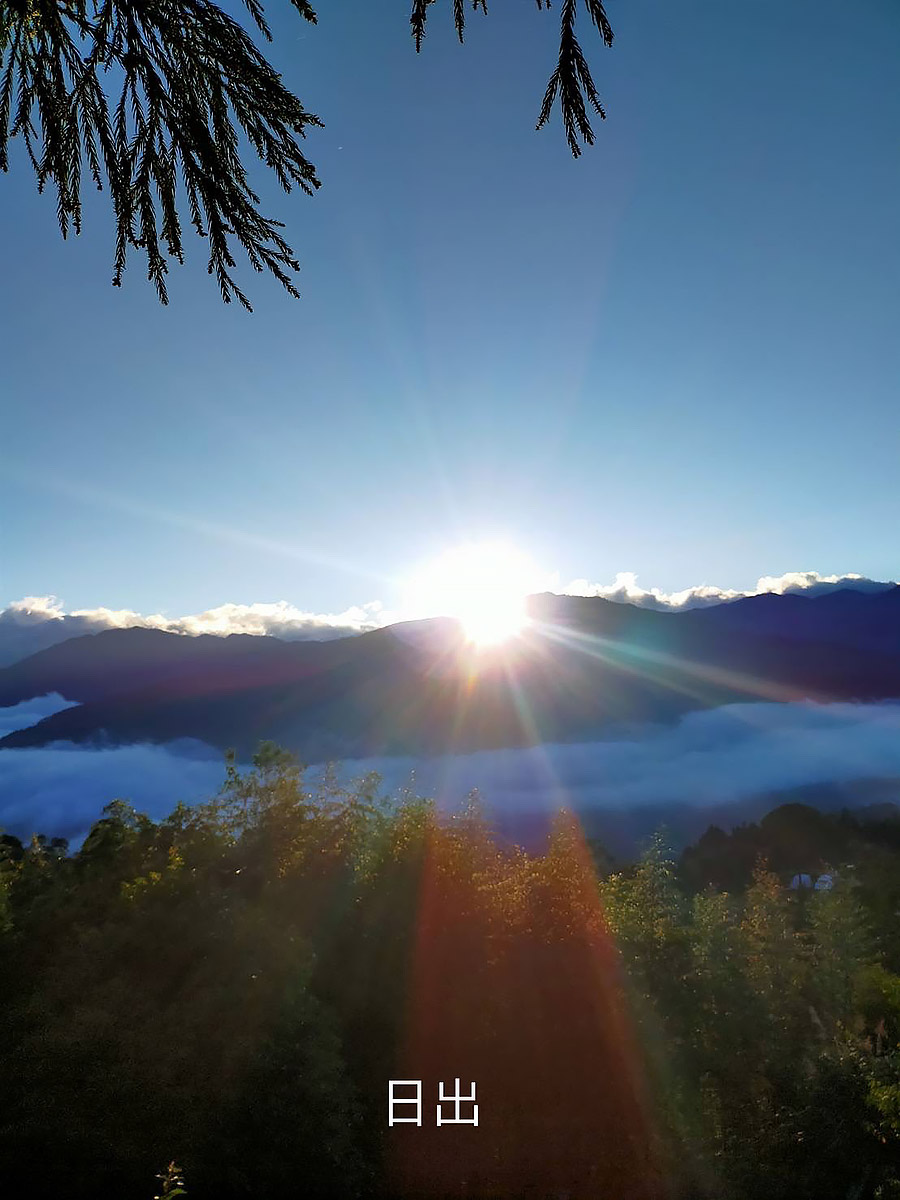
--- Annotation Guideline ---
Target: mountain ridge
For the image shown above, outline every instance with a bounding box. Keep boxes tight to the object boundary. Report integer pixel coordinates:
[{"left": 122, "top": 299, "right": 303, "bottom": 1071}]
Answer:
[{"left": 2, "top": 588, "right": 899, "bottom": 760}]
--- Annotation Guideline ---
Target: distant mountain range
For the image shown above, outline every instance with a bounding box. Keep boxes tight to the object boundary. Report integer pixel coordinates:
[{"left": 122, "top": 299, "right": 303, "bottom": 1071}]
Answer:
[{"left": 2, "top": 587, "right": 900, "bottom": 760}]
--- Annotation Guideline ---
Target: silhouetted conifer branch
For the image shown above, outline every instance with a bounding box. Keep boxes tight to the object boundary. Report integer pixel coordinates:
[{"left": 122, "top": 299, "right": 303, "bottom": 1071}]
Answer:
[
  {"left": 412, "top": 0, "right": 613, "bottom": 157},
  {"left": 536, "top": 0, "right": 611, "bottom": 156},
  {"left": 1, "top": 0, "right": 615, "bottom": 309},
  {"left": 0, "top": 0, "right": 321, "bottom": 309}
]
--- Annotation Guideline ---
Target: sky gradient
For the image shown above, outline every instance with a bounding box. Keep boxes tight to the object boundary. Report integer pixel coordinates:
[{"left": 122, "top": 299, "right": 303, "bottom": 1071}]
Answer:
[{"left": 2, "top": 0, "right": 898, "bottom": 619}]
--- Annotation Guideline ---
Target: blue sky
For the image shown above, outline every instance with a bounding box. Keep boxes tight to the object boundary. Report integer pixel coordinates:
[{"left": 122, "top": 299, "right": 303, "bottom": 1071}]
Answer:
[{"left": 2, "top": 0, "right": 898, "bottom": 620}]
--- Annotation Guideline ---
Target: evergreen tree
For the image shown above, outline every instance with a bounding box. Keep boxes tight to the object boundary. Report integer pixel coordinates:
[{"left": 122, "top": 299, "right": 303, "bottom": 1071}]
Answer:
[{"left": 4, "top": 757, "right": 900, "bottom": 1197}]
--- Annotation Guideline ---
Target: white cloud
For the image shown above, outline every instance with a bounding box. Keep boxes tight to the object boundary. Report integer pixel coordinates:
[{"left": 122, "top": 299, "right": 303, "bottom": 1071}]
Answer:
[
  {"left": 162, "top": 599, "right": 392, "bottom": 639},
  {"left": 559, "top": 570, "right": 895, "bottom": 611},
  {"left": 331, "top": 700, "right": 900, "bottom": 815},
  {"left": 0, "top": 740, "right": 227, "bottom": 844},
  {"left": 0, "top": 570, "right": 894, "bottom": 668},
  {"left": 2, "top": 701, "right": 899, "bottom": 852},
  {"left": 0, "top": 692, "right": 79, "bottom": 737},
  {"left": 0, "top": 595, "right": 392, "bottom": 666}
]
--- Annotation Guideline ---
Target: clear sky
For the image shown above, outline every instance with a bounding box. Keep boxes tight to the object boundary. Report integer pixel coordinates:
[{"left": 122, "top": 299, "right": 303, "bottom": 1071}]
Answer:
[{"left": 2, "top": 0, "right": 898, "bottom": 620}]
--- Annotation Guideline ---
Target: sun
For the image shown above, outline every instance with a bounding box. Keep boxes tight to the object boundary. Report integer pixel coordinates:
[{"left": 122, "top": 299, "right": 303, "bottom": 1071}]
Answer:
[{"left": 403, "top": 542, "right": 542, "bottom": 646}]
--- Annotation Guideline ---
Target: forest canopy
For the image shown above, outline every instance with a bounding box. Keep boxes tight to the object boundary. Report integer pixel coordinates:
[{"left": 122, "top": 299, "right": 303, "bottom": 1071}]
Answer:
[{"left": 2, "top": 743, "right": 900, "bottom": 1197}]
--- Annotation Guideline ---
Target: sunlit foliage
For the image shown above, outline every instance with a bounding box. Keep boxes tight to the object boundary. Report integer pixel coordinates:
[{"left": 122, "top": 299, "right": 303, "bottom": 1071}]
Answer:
[
  {"left": 601, "top": 838, "right": 900, "bottom": 1198},
  {"left": 1, "top": 749, "right": 900, "bottom": 1197}
]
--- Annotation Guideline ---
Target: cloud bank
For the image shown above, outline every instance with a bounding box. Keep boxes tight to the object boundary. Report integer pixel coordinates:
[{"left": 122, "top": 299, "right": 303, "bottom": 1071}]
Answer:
[
  {"left": 337, "top": 700, "right": 900, "bottom": 822},
  {"left": 0, "top": 571, "right": 894, "bottom": 667},
  {"left": 0, "top": 739, "right": 227, "bottom": 846},
  {"left": 0, "top": 693, "right": 79, "bottom": 737},
  {"left": 3, "top": 700, "right": 899, "bottom": 853},
  {"left": 0, "top": 595, "right": 391, "bottom": 666},
  {"left": 559, "top": 570, "right": 896, "bottom": 611}
]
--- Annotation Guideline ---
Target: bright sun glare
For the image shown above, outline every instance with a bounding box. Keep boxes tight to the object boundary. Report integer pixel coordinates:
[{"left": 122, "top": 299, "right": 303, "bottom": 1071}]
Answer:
[{"left": 403, "top": 542, "right": 542, "bottom": 647}]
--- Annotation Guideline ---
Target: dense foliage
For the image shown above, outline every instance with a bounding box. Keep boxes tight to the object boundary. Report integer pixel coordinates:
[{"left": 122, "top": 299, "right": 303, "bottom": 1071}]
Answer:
[{"left": 1, "top": 744, "right": 899, "bottom": 1197}]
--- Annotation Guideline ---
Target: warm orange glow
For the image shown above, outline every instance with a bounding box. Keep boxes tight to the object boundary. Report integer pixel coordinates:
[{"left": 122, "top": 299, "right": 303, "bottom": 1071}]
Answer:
[{"left": 389, "top": 809, "right": 663, "bottom": 1198}]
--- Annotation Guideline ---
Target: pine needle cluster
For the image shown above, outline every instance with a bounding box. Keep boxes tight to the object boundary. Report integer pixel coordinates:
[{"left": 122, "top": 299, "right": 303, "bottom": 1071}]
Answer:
[
  {"left": 1, "top": 0, "right": 616, "bottom": 308},
  {"left": 0, "top": 0, "right": 321, "bottom": 309},
  {"left": 411, "top": 0, "right": 615, "bottom": 157}
]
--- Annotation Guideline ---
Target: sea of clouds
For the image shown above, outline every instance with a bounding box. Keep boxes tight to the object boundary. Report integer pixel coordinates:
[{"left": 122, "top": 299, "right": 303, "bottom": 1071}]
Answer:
[
  {"left": 2, "top": 694, "right": 899, "bottom": 853},
  {"left": 3, "top": 570, "right": 898, "bottom": 852}
]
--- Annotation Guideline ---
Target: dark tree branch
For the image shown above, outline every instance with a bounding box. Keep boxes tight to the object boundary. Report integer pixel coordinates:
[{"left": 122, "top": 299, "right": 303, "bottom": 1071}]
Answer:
[
  {"left": 412, "top": 0, "right": 614, "bottom": 158},
  {"left": 1, "top": 0, "right": 616, "bottom": 310},
  {"left": 0, "top": 0, "right": 321, "bottom": 310}
]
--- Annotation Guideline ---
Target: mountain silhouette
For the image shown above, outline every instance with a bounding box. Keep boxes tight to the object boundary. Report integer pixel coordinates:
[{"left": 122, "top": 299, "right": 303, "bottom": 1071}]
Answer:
[{"left": 2, "top": 588, "right": 899, "bottom": 760}]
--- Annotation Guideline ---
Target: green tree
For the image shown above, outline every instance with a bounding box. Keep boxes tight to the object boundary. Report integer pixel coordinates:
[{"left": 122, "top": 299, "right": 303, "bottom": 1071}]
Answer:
[
  {"left": 600, "top": 831, "right": 693, "bottom": 1020},
  {"left": 1, "top": 0, "right": 615, "bottom": 309},
  {"left": 9, "top": 757, "right": 900, "bottom": 1197}
]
